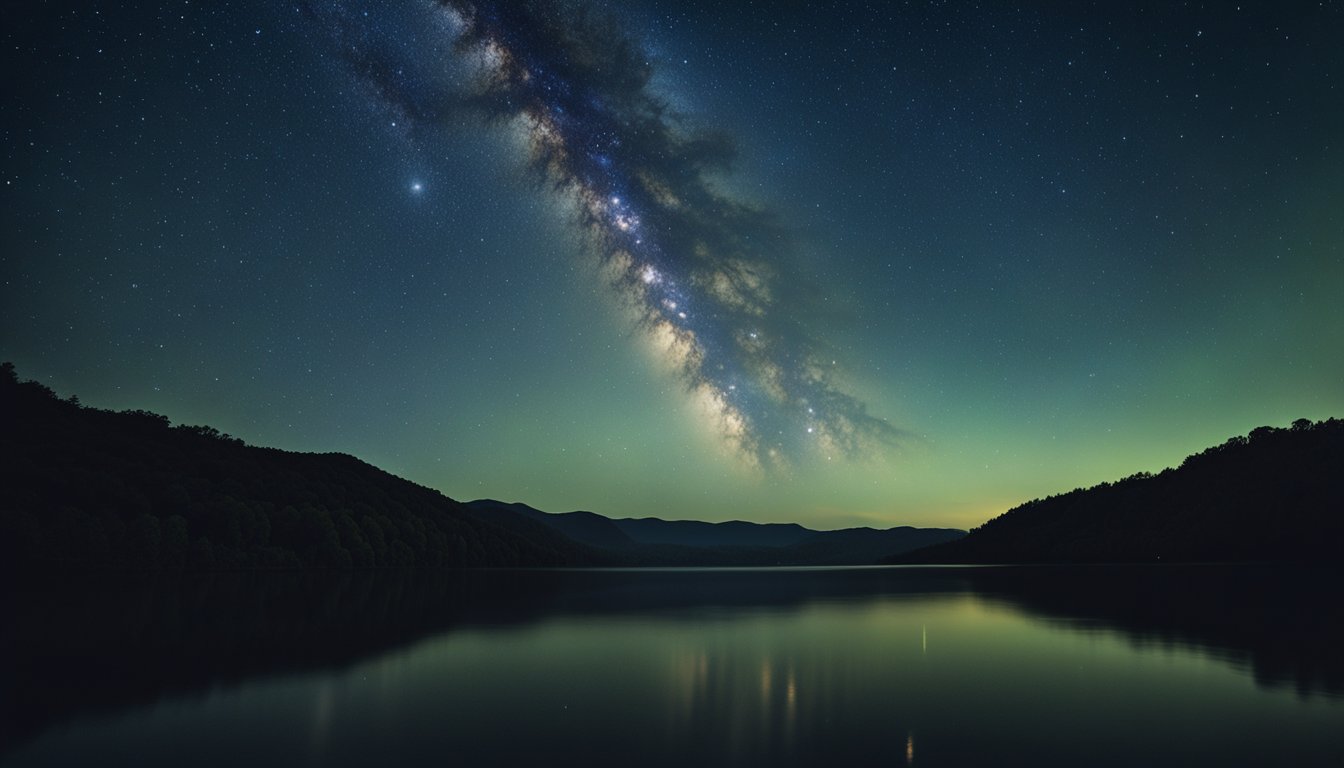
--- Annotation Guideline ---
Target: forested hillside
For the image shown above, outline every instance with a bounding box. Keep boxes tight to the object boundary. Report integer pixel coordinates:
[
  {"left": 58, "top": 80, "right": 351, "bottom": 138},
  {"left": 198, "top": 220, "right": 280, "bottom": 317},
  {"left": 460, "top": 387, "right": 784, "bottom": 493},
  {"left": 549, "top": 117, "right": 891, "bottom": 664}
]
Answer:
[
  {"left": 0, "top": 363, "right": 599, "bottom": 569},
  {"left": 899, "top": 418, "right": 1344, "bottom": 563}
]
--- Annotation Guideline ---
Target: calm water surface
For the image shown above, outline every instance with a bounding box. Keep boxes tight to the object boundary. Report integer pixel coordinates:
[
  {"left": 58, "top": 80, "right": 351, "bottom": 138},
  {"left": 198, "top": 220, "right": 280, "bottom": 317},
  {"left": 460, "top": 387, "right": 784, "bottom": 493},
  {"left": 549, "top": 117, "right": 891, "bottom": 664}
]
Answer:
[{"left": 3, "top": 566, "right": 1341, "bottom": 766}]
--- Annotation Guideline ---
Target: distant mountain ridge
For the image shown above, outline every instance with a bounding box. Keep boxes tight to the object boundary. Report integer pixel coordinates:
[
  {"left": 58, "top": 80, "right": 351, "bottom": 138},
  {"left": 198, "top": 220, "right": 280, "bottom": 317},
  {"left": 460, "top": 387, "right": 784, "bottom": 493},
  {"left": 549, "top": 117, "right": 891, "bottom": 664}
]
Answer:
[
  {"left": 465, "top": 499, "right": 966, "bottom": 566},
  {"left": 464, "top": 501, "right": 636, "bottom": 549},
  {"left": 611, "top": 517, "right": 814, "bottom": 548},
  {"left": 894, "top": 418, "right": 1344, "bottom": 564}
]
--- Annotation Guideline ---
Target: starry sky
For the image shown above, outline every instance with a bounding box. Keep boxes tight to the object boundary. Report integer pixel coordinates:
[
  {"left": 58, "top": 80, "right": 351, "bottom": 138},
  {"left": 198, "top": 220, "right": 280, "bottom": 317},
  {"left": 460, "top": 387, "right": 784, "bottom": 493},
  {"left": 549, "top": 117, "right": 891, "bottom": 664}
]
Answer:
[{"left": 4, "top": 0, "right": 1342, "bottom": 530}]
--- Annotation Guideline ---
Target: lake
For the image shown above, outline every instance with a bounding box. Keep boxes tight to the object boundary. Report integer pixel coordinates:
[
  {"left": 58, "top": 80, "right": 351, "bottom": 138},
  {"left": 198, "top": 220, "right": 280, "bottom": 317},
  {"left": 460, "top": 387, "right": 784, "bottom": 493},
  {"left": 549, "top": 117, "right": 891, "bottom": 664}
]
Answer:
[{"left": 3, "top": 565, "right": 1341, "bottom": 766}]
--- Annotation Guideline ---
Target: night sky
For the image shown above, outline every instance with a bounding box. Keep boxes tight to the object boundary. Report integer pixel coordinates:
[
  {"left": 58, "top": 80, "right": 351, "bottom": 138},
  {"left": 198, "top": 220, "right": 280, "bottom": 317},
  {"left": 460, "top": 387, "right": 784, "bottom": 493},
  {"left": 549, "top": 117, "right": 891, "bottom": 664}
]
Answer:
[{"left": 4, "top": 1, "right": 1341, "bottom": 529}]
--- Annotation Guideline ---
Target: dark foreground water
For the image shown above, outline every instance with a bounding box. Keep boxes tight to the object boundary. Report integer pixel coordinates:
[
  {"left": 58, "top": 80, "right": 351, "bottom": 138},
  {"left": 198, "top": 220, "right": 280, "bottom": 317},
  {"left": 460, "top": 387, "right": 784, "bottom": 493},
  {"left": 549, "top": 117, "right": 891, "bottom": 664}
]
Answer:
[{"left": 3, "top": 565, "right": 1342, "bottom": 767}]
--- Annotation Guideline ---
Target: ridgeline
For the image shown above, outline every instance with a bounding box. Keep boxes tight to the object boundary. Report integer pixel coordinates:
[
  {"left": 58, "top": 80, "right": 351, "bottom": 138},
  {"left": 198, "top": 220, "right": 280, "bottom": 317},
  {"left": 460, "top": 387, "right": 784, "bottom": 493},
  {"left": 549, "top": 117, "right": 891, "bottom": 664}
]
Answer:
[
  {"left": 7, "top": 363, "right": 1336, "bottom": 569},
  {"left": 0, "top": 364, "right": 958, "bottom": 569},
  {"left": 465, "top": 500, "right": 965, "bottom": 566}
]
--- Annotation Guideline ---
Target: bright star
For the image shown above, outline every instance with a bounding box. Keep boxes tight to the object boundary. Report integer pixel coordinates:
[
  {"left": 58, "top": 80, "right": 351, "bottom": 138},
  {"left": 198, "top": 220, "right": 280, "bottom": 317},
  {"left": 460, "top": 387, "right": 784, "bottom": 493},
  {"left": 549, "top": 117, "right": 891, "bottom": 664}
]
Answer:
[{"left": 410, "top": 181, "right": 424, "bottom": 194}]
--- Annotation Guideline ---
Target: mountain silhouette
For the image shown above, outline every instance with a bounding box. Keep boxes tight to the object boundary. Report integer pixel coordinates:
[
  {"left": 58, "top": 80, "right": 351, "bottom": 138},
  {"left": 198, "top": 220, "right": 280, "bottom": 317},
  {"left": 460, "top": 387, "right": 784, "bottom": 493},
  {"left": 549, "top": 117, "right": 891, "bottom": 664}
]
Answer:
[
  {"left": 0, "top": 363, "right": 955, "bottom": 569},
  {"left": 610, "top": 517, "right": 815, "bottom": 548},
  {"left": 895, "top": 418, "right": 1344, "bottom": 564},
  {"left": 466, "top": 499, "right": 965, "bottom": 565},
  {"left": 465, "top": 500, "right": 637, "bottom": 549}
]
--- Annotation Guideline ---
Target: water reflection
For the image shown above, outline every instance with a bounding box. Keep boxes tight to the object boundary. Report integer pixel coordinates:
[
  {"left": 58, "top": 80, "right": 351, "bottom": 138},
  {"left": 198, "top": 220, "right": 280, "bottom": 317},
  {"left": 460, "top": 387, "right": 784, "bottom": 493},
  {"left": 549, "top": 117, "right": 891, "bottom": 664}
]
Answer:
[
  {"left": 2, "top": 565, "right": 1342, "bottom": 766},
  {"left": 963, "top": 564, "right": 1344, "bottom": 698},
  {"left": 665, "top": 637, "right": 807, "bottom": 758}
]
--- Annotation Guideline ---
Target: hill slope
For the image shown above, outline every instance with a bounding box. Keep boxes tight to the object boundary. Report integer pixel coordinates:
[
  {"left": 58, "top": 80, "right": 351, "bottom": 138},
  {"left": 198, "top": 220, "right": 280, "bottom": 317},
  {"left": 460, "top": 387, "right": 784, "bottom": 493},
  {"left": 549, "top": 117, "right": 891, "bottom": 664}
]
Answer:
[
  {"left": 897, "top": 419, "right": 1344, "bottom": 564},
  {"left": 0, "top": 364, "right": 602, "bottom": 569}
]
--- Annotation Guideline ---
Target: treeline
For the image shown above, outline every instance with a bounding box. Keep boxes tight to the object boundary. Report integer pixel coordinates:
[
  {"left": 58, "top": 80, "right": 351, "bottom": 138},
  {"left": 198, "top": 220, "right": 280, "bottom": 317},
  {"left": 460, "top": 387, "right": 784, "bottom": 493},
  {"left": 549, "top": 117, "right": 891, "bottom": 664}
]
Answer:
[
  {"left": 0, "top": 363, "right": 599, "bottom": 569},
  {"left": 900, "top": 418, "right": 1344, "bottom": 563}
]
